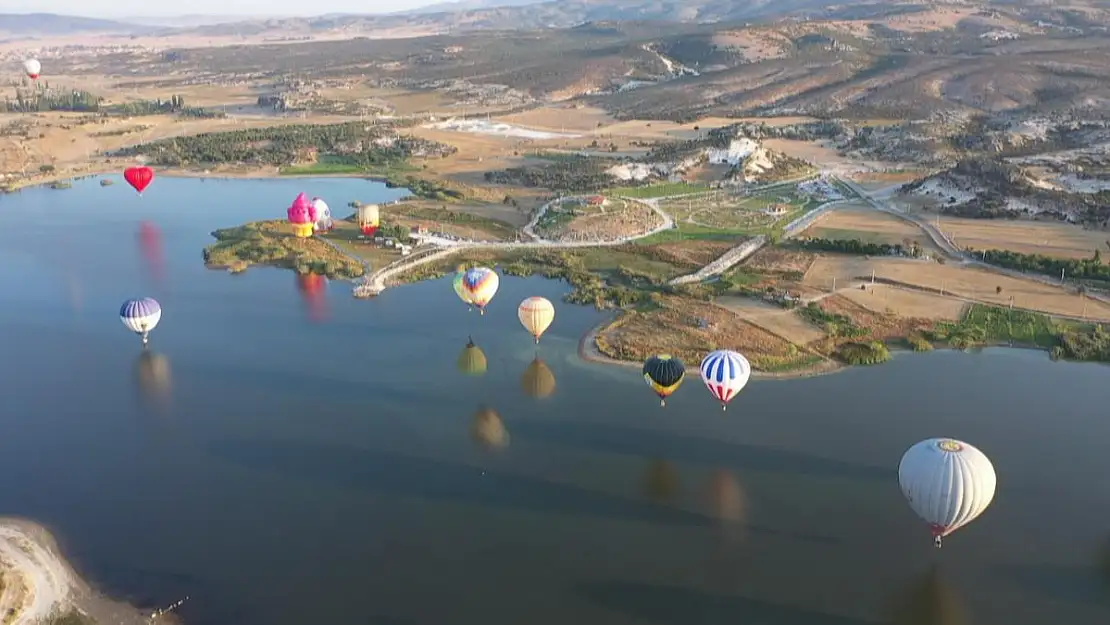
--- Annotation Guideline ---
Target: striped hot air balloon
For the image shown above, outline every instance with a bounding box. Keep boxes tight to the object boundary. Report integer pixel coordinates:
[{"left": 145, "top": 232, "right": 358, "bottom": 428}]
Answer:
[
  {"left": 699, "top": 349, "right": 751, "bottom": 410},
  {"left": 518, "top": 296, "right": 554, "bottom": 344},
  {"left": 642, "top": 354, "right": 686, "bottom": 407},
  {"left": 120, "top": 297, "right": 162, "bottom": 346},
  {"left": 453, "top": 269, "right": 472, "bottom": 310},
  {"left": 461, "top": 267, "right": 499, "bottom": 314}
]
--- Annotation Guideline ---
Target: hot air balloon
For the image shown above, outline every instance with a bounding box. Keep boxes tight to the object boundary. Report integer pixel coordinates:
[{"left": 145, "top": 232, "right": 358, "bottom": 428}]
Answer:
[
  {"left": 461, "top": 266, "right": 499, "bottom": 314},
  {"left": 311, "top": 197, "right": 333, "bottom": 233},
  {"left": 137, "top": 221, "right": 165, "bottom": 284},
  {"left": 22, "top": 59, "right": 40, "bottom": 80},
  {"left": 124, "top": 166, "right": 154, "bottom": 195},
  {"left": 287, "top": 192, "right": 317, "bottom": 238},
  {"left": 642, "top": 354, "right": 685, "bottom": 407},
  {"left": 120, "top": 297, "right": 161, "bottom": 346},
  {"left": 453, "top": 268, "right": 472, "bottom": 311},
  {"left": 296, "top": 272, "right": 328, "bottom": 322},
  {"left": 472, "top": 406, "right": 509, "bottom": 449},
  {"left": 699, "top": 349, "right": 751, "bottom": 410},
  {"left": 520, "top": 357, "right": 556, "bottom": 399},
  {"left": 457, "top": 336, "right": 487, "bottom": 376},
  {"left": 357, "top": 203, "right": 380, "bottom": 237},
  {"left": 898, "top": 438, "right": 997, "bottom": 548},
  {"left": 518, "top": 296, "right": 554, "bottom": 344}
]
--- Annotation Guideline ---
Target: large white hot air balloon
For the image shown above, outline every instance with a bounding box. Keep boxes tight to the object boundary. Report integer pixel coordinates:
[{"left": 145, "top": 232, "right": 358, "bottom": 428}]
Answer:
[
  {"left": 22, "top": 59, "right": 41, "bottom": 80},
  {"left": 699, "top": 349, "right": 751, "bottom": 410},
  {"left": 898, "top": 438, "right": 997, "bottom": 548},
  {"left": 311, "top": 197, "right": 333, "bottom": 233}
]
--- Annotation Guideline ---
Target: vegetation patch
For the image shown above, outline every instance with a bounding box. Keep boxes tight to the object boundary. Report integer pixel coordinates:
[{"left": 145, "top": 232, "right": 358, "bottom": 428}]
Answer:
[
  {"left": 797, "top": 302, "right": 868, "bottom": 338},
  {"left": 799, "top": 236, "right": 924, "bottom": 258},
  {"left": 835, "top": 341, "right": 892, "bottom": 365},
  {"left": 608, "top": 182, "right": 710, "bottom": 198},
  {"left": 116, "top": 122, "right": 454, "bottom": 170},
  {"left": 975, "top": 248, "right": 1110, "bottom": 285},
  {"left": 203, "top": 220, "right": 366, "bottom": 278}
]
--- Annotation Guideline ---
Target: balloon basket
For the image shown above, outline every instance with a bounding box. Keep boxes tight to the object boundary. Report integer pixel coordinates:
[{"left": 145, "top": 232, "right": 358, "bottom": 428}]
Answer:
[{"left": 659, "top": 399, "right": 666, "bottom": 407}]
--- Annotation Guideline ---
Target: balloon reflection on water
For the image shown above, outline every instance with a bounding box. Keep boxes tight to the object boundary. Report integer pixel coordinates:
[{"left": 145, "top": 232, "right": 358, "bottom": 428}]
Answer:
[
  {"left": 134, "top": 350, "right": 172, "bottom": 414},
  {"left": 137, "top": 220, "right": 165, "bottom": 284},
  {"left": 471, "top": 406, "right": 509, "bottom": 450},
  {"left": 520, "top": 357, "right": 556, "bottom": 399},
  {"left": 886, "top": 567, "right": 970, "bottom": 625},
  {"left": 456, "top": 337, "right": 487, "bottom": 376},
  {"left": 642, "top": 458, "right": 680, "bottom": 504},
  {"left": 706, "top": 469, "right": 743, "bottom": 524},
  {"left": 295, "top": 272, "right": 329, "bottom": 323}
]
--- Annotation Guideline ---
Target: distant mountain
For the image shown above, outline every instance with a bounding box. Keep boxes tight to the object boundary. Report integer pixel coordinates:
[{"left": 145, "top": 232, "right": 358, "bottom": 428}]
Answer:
[
  {"left": 169, "top": 0, "right": 856, "bottom": 38},
  {"left": 0, "top": 12, "right": 151, "bottom": 35},
  {"left": 395, "top": 0, "right": 547, "bottom": 16},
  {"left": 121, "top": 14, "right": 280, "bottom": 28}
]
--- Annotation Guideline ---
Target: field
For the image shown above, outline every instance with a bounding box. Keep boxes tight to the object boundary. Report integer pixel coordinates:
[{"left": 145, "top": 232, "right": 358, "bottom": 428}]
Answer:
[
  {"left": 595, "top": 295, "right": 822, "bottom": 373},
  {"left": 932, "top": 216, "right": 1110, "bottom": 263},
  {"left": 381, "top": 201, "right": 522, "bottom": 240},
  {"left": 496, "top": 106, "right": 615, "bottom": 133},
  {"left": 608, "top": 182, "right": 710, "bottom": 198},
  {"left": 534, "top": 197, "right": 662, "bottom": 241},
  {"left": 802, "top": 205, "right": 941, "bottom": 252},
  {"left": 837, "top": 283, "right": 968, "bottom": 320},
  {"left": 714, "top": 296, "right": 828, "bottom": 345},
  {"left": 323, "top": 221, "right": 404, "bottom": 270},
  {"left": 660, "top": 187, "right": 818, "bottom": 236},
  {"left": 803, "top": 256, "right": 1110, "bottom": 321}
]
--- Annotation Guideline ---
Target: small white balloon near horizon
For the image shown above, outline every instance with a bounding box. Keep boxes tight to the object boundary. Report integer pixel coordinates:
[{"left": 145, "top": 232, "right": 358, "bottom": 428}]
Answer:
[
  {"left": 22, "top": 59, "right": 41, "bottom": 80},
  {"left": 898, "top": 438, "right": 997, "bottom": 548}
]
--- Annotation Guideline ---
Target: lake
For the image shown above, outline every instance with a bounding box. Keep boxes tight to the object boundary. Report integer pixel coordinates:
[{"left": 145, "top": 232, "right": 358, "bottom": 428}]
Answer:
[{"left": 0, "top": 175, "right": 1109, "bottom": 625}]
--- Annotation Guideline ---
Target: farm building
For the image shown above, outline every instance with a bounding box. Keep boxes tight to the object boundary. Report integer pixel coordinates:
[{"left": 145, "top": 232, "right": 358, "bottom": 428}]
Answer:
[
  {"left": 764, "top": 204, "right": 789, "bottom": 216},
  {"left": 585, "top": 195, "right": 608, "bottom": 207}
]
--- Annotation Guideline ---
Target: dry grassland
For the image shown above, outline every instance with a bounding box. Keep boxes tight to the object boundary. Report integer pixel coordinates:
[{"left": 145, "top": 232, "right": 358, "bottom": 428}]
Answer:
[
  {"left": 641, "top": 240, "right": 735, "bottom": 268},
  {"left": 804, "top": 256, "right": 1110, "bottom": 320},
  {"left": 597, "top": 295, "right": 808, "bottom": 370},
  {"left": 816, "top": 295, "right": 938, "bottom": 341},
  {"left": 497, "top": 106, "right": 615, "bottom": 132},
  {"left": 743, "top": 247, "right": 818, "bottom": 274},
  {"left": 837, "top": 284, "right": 967, "bottom": 321},
  {"left": 936, "top": 216, "right": 1110, "bottom": 262},
  {"left": 803, "top": 206, "right": 941, "bottom": 252},
  {"left": 714, "top": 296, "right": 828, "bottom": 344}
]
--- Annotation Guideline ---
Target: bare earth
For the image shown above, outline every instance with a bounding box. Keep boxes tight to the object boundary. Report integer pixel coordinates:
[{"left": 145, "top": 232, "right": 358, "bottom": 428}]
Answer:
[
  {"left": 714, "top": 296, "right": 828, "bottom": 344},
  {"left": 804, "top": 255, "right": 1110, "bottom": 321},
  {"left": 0, "top": 519, "right": 155, "bottom": 625},
  {"left": 803, "top": 205, "right": 942, "bottom": 253},
  {"left": 935, "top": 216, "right": 1110, "bottom": 262}
]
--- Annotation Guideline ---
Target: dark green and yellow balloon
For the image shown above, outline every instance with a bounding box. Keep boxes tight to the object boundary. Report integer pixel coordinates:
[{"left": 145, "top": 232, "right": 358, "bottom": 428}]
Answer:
[{"left": 642, "top": 354, "right": 685, "bottom": 407}]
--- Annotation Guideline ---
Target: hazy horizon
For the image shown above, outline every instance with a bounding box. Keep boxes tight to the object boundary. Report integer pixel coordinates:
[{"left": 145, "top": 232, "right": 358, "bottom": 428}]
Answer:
[{"left": 1, "top": 0, "right": 464, "bottom": 19}]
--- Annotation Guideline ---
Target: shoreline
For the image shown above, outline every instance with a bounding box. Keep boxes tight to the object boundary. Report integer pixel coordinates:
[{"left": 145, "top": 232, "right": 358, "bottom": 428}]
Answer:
[{"left": 0, "top": 517, "right": 162, "bottom": 625}]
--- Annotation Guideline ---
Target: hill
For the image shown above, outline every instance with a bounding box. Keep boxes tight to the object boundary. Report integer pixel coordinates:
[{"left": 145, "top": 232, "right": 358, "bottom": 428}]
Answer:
[{"left": 0, "top": 13, "right": 150, "bottom": 36}]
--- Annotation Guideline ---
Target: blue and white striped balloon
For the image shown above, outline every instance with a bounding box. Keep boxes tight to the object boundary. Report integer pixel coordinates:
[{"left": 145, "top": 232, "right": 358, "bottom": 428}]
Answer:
[
  {"left": 120, "top": 298, "right": 161, "bottom": 344},
  {"left": 699, "top": 349, "right": 751, "bottom": 410}
]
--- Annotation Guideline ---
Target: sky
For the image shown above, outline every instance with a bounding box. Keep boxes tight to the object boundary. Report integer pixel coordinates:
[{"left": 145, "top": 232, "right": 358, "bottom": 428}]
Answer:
[{"left": 2, "top": 0, "right": 446, "bottom": 18}]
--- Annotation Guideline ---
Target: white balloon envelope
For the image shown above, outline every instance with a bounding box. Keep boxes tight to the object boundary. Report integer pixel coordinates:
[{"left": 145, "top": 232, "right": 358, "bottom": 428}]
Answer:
[{"left": 898, "top": 438, "right": 997, "bottom": 548}]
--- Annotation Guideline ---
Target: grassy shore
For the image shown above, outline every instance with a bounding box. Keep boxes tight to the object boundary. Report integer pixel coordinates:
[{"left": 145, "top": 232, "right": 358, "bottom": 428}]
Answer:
[{"left": 203, "top": 220, "right": 367, "bottom": 278}]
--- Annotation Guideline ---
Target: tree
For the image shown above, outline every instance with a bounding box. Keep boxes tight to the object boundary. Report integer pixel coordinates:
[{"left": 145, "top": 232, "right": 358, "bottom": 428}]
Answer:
[{"left": 996, "top": 286, "right": 1003, "bottom": 295}]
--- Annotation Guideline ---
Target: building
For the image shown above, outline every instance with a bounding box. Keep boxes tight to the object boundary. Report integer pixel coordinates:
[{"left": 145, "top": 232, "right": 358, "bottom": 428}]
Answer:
[
  {"left": 411, "top": 225, "right": 429, "bottom": 235},
  {"left": 764, "top": 203, "right": 789, "bottom": 217},
  {"left": 399, "top": 244, "right": 413, "bottom": 256},
  {"left": 585, "top": 195, "right": 607, "bottom": 207}
]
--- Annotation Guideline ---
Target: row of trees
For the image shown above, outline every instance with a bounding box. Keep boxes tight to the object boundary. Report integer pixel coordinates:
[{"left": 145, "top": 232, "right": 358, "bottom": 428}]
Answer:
[
  {"left": 798, "top": 237, "right": 916, "bottom": 257},
  {"left": 116, "top": 122, "right": 453, "bottom": 168},
  {"left": 2, "top": 88, "right": 101, "bottom": 113},
  {"left": 976, "top": 248, "right": 1110, "bottom": 283}
]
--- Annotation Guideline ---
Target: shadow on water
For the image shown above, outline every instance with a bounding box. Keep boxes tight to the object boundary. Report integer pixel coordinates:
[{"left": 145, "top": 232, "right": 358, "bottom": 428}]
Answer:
[
  {"left": 205, "top": 439, "right": 712, "bottom": 528},
  {"left": 578, "top": 580, "right": 871, "bottom": 625},
  {"left": 510, "top": 420, "right": 889, "bottom": 481}
]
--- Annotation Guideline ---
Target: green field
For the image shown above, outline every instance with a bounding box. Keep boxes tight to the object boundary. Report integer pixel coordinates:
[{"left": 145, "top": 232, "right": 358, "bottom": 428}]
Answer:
[
  {"left": 647, "top": 188, "right": 823, "bottom": 242},
  {"left": 608, "top": 182, "right": 710, "bottom": 199}
]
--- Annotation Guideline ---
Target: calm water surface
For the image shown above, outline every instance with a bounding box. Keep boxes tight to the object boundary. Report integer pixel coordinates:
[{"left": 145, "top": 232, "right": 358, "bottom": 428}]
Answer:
[{"left": 1, "top": 176, "right": 1109, "bottom": 625}]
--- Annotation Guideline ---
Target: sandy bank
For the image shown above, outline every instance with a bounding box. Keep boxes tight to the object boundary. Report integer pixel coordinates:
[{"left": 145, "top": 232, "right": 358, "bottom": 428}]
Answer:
[
  {"left": 576, "top": 314, "right": 845, "bottom": 381},
  {"left": 0, "top": 518, "right": 163, "bottom": 625}
]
